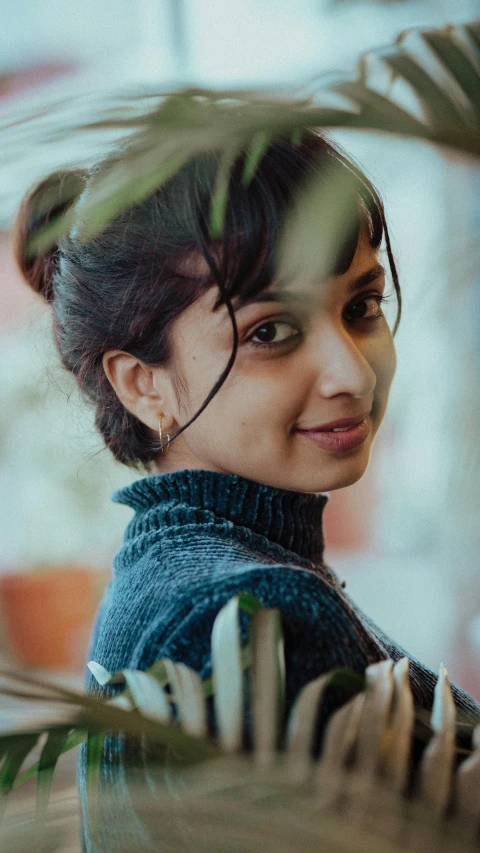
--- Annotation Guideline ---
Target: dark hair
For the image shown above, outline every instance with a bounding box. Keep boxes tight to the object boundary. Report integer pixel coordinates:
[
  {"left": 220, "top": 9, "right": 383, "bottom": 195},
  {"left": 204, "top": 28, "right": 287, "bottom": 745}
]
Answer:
[{"left": 14, "top": 130, "right": 401, "bottom": 473}]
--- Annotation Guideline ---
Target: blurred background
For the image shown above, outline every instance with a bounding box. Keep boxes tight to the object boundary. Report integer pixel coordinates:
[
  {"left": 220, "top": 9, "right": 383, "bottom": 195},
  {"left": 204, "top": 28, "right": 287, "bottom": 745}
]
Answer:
[{"left": 0, "top": 0, "right": 479, "bottom": 706}]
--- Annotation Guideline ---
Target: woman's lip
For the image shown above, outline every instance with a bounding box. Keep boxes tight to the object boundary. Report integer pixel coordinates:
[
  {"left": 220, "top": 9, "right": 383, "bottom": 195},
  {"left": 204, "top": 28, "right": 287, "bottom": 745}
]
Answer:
[
  {"left": 296, "top": 417, "right": 370, "bottom": 452},
  {"left": 300, "top": 412, "right": 371, "bottom": 431}
]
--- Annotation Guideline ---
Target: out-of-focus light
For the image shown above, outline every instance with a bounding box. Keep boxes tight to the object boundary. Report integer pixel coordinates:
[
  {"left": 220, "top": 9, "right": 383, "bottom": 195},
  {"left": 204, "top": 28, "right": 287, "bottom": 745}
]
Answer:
[{"left": 466, "top": 612, "right": 480, "bottom": 664}]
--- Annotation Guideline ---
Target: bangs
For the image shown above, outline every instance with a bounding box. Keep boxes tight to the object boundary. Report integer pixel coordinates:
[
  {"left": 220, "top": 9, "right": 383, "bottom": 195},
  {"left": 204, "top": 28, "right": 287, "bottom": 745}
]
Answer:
[{"left": 166, "top": 134, "right": 385, "bottom": 310}]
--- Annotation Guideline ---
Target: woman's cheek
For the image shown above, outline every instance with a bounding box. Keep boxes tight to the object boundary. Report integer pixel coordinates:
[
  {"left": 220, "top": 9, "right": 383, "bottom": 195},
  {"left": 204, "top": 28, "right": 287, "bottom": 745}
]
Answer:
[{"left": 232, "top": 374, "right": 303, "bottom": 443}]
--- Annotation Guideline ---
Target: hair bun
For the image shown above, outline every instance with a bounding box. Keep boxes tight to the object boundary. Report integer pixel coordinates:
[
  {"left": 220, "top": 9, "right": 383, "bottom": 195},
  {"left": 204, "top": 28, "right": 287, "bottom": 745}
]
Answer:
[{"left": 13, "top": 169, "right": 86, "bottom": 303}]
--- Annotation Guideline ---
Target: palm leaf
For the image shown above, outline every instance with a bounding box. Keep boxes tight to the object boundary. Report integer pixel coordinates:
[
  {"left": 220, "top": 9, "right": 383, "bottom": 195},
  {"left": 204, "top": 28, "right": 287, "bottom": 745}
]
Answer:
[
  {"left": 242, "top": 130, "right": 276, "bottom": 185},
  {"left": 455, "top": 725, "right": 480, "bottom": 822},
  {"left": 0, "top": 593, "right": 479, "bottom": 852},
  {"left": 85, "top": 731, "right": 106, "bottom": 842},
  {"left": 250, "top": 608, "right": 286, "bottom": 764},
  {"left": 384, "top": 656, "right": 415, "bottom": 792},
  {"left": 12, "top": 17, "right": 479, "bottom": 260},
  {"left": 0, "top": 734, "right": 40, "bottom": 818},
  {"left": 118, "top": 670, "right": 172, "bottom": 723},
  {"left": 363, "top": 43, "right": 472, "bottom": 127},
  {"left": 420, "top": 30, "right": 480, "bottom": 118},
  {"left": 211, "top": 594, "right": 248, "bottom": 752},
  {"left": 275, "top": 162, "right": 363, "bottom": 289},
  {"left": 161, "top": 661, "right": 207, "bottom": 739},
  {"left": 13, "top": 729, "right": 87, "bottom": 790},
  {"left": 419, "top": 664, "right": 457, "bottom": 815},
  {"left": 35, "top": 728, "right": 72, "bottom": 825},
  {"left": 285, "top": 668, "right": 364, "bottom": 784},
  {"left": 209, "top": 139, "right": 250, "bottom": 237}
]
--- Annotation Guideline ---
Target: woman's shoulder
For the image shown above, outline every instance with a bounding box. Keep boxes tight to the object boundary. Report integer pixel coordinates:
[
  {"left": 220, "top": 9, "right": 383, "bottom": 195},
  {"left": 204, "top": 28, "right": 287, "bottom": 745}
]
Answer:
[
  {"left": 187, "top": 559, "right": 342, "bottom": 616},
  {"left": 130, "top": 558, "right": 383, "bottom": 680},
  {"left": 89, "top": 551, "right": 346, "bottom": 682},
  {"left": 112, "top": 524, "right": 341, "bottom": 616}
]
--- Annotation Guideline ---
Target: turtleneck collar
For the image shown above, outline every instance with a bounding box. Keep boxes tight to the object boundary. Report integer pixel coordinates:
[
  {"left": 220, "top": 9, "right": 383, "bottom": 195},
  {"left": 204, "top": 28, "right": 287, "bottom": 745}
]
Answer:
[{"left": 112, "top": 469, "right": 329, "bottom": 566}]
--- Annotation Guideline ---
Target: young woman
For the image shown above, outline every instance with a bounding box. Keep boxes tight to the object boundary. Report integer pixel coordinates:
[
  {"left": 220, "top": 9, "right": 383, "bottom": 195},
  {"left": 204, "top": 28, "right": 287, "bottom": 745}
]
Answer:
[{"left": 15, "top": 130, "right": 480, "bottom": 851}]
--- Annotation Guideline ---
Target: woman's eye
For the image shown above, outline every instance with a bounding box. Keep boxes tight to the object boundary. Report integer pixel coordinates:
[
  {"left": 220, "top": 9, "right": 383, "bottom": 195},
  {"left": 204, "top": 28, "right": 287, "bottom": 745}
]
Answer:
[
  {"left": 248, "top": 320, "right": 300, "bottom": 346},
  {"left": 347, "top": 294, "right": 389, "bottom": 322}
]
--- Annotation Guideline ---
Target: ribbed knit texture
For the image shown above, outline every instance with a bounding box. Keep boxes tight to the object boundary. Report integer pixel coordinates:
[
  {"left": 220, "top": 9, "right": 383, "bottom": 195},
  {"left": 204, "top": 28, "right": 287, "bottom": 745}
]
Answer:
[{"left": 78, "top": 469, "right": 480, "bottom": 853}]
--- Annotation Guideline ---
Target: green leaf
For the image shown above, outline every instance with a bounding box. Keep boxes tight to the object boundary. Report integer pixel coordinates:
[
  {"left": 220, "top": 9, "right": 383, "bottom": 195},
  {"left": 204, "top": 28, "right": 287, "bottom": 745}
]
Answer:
[
  {"left": 318, "top": 690, "right": 366, "bottom": 771},
  {"left": 237, "top": 591, "right": 265, "bottom": 618},
  {"left": 0, "top": 734, "right": 40, "bottom": 819},
  {"left": 26, "top": 206, "right": 77, "bottom": 259},
  {"left": 275, "top": 162, "right": 362, "bottom": 289},
  {"left": 145, "top": 659, "right": 170, "bottom": 686},
  {"left": 73, "top": 696, "right": 218, "bottom": 759},
  {"left": 0, "top": 740, "right": 11, "bottom": 770},
  {"left": 209, "top": 141, "right": 246, "bottom": 238},
  {"left": 85, "top": 731, "right": 106, "bottom": 843},
  {"left": 465, "top": 21, "right": 480, "bottom": 54},
  {"left": 7, "top": 17, "right": 479, "bottom": 262},
  {"left": 290, "top": 127, "right": 305, "bottom": 146},
  {"left": 374, "top": 45, "right": 470, "bottom": 127},
  {"left": 419, "top": 665, "right": 457, "bottom": 815},
  {"left": 0, "top": 666, "right": 98, "bottom": 702},
  {"left": 75, "top": 147, "right": 192, "bottom": 242},
  {"left": 329, "top": 79, "right": 433, "bottom": 137},
  {"left": 386, "top": 657, "right": 415, "bottom": 793},
  {"left": 182, "top": 613, "right": 254, "bottom": 704},
  {"left": 421, "top": 30, "right": 480, "bottom": 119},
  {"left": 324, "top": 667, "right": 365, "bottom": 693},
  {"left": 355, "top": 659, "right": 395, "bottom": 775},
  {"left": 242, "top": 131, "right": 272, "bottom": 185},
  {"left": 36, "top": 728, "right": 71, "bottom": 824},
  {"left": 13, "top": 728, "right": 88, "bottom": 789},
  {"left": 0, "top": 673, "right": 219, "bottom": 770}
]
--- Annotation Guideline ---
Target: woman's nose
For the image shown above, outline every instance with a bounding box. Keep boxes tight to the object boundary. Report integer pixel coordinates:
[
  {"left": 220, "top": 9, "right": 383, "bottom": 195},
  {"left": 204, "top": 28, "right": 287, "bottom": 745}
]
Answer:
[{"left": 309, "top": 324, "right": 376, "bottom": 400}]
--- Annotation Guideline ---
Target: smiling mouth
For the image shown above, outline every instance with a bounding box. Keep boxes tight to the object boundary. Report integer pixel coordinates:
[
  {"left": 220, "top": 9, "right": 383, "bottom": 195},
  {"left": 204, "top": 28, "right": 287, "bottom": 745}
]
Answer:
[
  {"left": 297, "top": 410, "right": 372, "bottom": 433},
  {"left": 295, "top": 417, "right": 371, "bottom": 452}
]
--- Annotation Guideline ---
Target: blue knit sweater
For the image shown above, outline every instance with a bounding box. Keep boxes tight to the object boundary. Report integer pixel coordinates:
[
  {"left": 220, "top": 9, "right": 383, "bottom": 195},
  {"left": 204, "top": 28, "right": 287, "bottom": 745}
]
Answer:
[{"left": 78, "top": 468, "right": 480, "bottom": 852}]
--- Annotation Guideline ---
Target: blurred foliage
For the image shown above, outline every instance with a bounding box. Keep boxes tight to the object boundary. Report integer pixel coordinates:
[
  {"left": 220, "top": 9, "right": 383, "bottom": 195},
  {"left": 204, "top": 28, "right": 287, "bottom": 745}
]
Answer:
[
  {"left": 12, "top": 17, "right": 478, "bottom": 292},
  {"left": 0, "top": 593, "right": 479, "bottom": 852}
]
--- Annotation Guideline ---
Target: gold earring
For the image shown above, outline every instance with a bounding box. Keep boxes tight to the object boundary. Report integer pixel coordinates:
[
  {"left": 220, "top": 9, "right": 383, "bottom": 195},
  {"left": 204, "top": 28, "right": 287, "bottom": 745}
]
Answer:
[{"left": 158, "top": 417, "right": 171, "bottom": 456}]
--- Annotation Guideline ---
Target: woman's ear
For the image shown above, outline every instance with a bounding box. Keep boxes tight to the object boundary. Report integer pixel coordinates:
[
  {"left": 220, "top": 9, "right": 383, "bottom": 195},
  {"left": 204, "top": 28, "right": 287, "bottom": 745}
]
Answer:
[{"left": 102, "top": 350, "right": 176, "bottom": 432}]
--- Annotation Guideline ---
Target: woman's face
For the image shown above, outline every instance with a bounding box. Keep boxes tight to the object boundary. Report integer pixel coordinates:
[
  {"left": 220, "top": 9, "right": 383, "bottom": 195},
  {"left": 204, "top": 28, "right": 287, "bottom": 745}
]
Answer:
[{"left": 154, "top": 228, "right": 397, "bottom": 493}]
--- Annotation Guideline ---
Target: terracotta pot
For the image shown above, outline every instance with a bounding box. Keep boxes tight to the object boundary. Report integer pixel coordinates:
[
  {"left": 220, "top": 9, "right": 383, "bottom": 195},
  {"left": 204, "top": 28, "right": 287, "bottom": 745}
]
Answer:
[{"left": 0, "top": 565, "right": 99, "bottom": 670}]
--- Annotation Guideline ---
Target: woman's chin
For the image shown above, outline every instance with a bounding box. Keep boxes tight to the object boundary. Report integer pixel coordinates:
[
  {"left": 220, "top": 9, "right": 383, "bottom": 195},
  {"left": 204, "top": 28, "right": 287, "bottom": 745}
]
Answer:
[{"left": 290, "top": 445, "right": 372, "bottom": 493}]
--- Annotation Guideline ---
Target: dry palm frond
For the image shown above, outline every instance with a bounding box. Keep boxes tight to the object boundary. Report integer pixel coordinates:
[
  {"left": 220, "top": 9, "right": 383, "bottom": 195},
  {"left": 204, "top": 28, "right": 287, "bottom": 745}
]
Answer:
[{"left": 0, "top": 592, "right": 479, "bottom": 853}]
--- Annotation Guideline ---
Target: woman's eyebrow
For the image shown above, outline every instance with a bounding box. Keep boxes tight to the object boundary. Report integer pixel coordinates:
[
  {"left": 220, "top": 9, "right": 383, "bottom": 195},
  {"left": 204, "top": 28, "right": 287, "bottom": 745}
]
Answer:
[
  {"left": 347, "top": 263, "right": 386, "bottom": 294},
  {"left": 235, "top": 264, "right": 386, "bottom": 309},
  {"left": 236, "top": 290, "right": 304, "bottom": 308}
]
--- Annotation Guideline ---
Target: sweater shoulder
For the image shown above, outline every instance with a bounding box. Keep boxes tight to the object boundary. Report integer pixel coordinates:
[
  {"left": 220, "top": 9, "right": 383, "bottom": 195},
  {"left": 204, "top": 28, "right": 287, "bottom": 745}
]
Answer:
[
  {"left": 90, "top": 544, "right": 365, "bottom": 682},
  {"left": 186, "top": 559, "right": 340, "bottom": 616},
  {"left": 129, "top": 558, "right": 384, "bottom": 677},
  {"left": 110, "top": 523, "right": 342, "bottom": 613}
]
